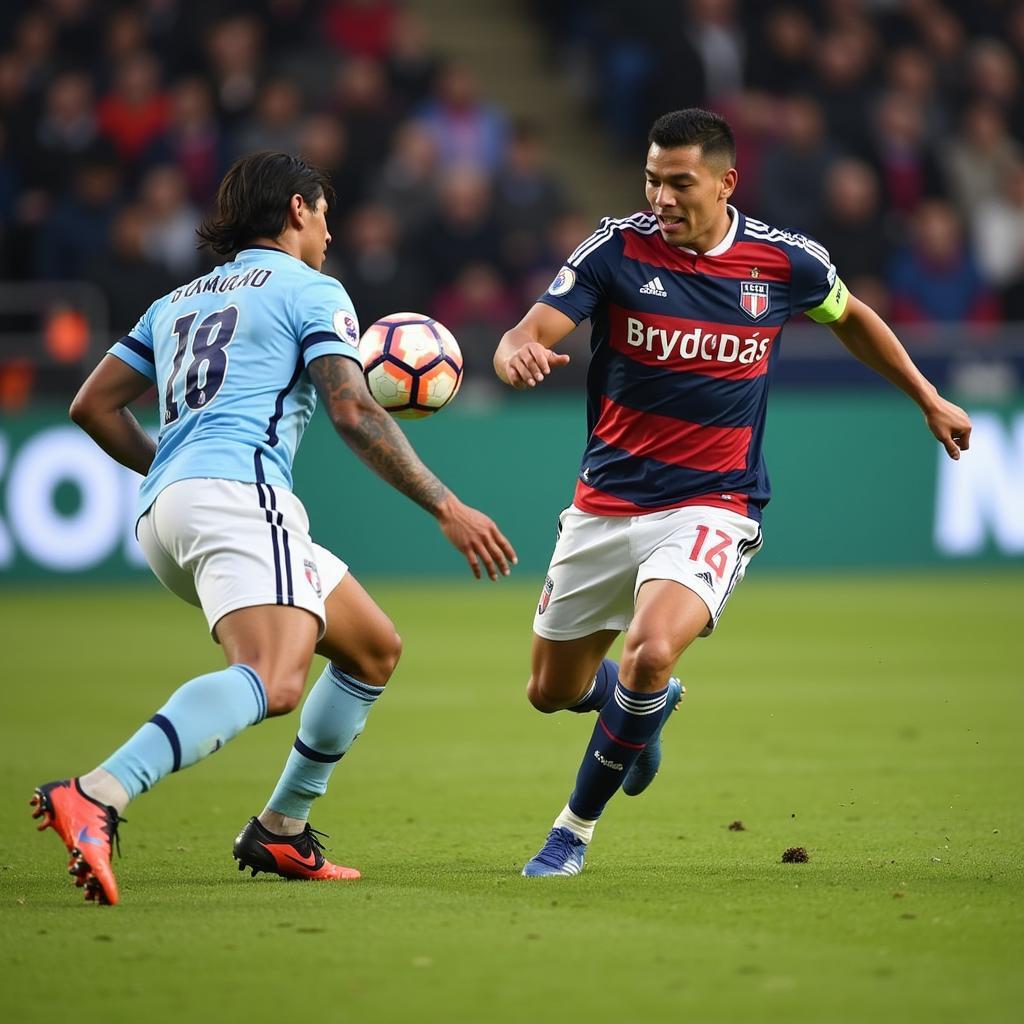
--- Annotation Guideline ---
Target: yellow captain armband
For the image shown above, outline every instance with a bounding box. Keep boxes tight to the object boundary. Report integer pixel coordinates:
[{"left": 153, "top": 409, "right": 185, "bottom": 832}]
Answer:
[{"left": 805, "top": 273, "right": 848, "bottom": 324}]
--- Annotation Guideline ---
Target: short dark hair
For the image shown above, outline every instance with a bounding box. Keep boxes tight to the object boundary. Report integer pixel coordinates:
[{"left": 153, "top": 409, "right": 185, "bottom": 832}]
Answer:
[
  {"left": 197, "top": 151, "right": 335, "bottom": 255},
  {"left": 648, "top": 109, "right": 736, "bottom": 168}
]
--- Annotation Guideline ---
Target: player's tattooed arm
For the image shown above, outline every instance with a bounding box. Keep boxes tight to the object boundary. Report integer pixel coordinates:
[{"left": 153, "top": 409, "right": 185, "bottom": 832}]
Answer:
[
  {"left": 309, "top": 355, "right": 517, "bottom": 579},
  {"left": 309, "top": 354, "right": 450, "bottom": 513}
]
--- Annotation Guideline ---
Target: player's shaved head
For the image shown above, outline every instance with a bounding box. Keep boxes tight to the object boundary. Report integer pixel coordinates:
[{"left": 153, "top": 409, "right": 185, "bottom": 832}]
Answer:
[{"left": 648, "top": 109, "right": 736, "bottom": 170}]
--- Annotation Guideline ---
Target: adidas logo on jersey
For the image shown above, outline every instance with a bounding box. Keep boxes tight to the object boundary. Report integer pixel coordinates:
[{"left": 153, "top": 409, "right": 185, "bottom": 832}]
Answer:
[{"left": 639, "top": 276, "right": 668, "bottom": 297}]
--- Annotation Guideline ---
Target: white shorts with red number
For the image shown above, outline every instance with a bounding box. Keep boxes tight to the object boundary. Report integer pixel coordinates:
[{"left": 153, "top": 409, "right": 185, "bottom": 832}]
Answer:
[
  {"left": 532, "top": 504, "right": 763, "bottom": 641},
  {"left": 137, "top": 478, "right": 348, "bottom": 640}
]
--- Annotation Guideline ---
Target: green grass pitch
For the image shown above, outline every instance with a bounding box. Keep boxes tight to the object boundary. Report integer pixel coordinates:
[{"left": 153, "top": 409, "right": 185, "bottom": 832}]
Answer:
[{"left": 1, "top": 572, "right": 1022, "bottom": 1023}]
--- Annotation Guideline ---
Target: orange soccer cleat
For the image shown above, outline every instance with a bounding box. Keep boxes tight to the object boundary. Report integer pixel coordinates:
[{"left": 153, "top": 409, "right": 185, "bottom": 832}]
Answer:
[
  {"left": 233, "top": 817, "right": 360, "bottom": 880},
  {"left": 30, "top": 779, "right": 123, "bottom": 905}
]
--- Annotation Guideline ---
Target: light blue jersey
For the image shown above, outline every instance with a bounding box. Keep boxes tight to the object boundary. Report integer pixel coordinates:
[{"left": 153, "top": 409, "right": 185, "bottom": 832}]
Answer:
[{"left": 109, "top": 246, "right": 361, "bottom": 518}]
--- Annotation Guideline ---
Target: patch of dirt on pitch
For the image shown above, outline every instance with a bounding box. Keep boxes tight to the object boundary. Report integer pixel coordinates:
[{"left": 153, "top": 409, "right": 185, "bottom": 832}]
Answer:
[
  {"left": 728, "top": 820, "right": 746, "bottom": 831},
  {"left": 781, "top": 846, "right": 809, "bottom": 863}
]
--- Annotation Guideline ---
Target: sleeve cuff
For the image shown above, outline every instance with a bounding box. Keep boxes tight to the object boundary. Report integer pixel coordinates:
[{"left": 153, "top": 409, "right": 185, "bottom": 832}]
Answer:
[
  {"left": 108, "top": 336, "right": 157, "bottom": 381},
  {"left": 301, "top": 331, "right": 363, "bottom": 368}
]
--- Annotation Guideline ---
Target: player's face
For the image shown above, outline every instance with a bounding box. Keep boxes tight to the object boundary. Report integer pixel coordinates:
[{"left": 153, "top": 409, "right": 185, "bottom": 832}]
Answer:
[
  {"left": 645, "top": 144, "right": 735, "bottom": 252},
  {"left": 300, "top": 194, "right": 332, "bottom": 270}
]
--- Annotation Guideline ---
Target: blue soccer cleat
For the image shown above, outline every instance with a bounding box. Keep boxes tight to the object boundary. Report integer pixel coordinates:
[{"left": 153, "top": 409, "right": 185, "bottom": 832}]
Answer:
[
  {"left": 521, "top": 827, "right": 587, "bottom": 877},
  {"left": 622, "top": 677, "right": 684, "bottom": 797}
]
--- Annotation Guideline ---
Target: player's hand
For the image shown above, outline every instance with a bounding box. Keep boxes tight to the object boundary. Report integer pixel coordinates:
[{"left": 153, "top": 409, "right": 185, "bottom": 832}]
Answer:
[
  {"left": 503, "top": 341, "right": 570, "bottom": 389},
  {"left": 925, "top": 396, "right": 972, "bottom": 460},
  {"left": 435, "top": 496, "right": 518, "bottom": 580}
]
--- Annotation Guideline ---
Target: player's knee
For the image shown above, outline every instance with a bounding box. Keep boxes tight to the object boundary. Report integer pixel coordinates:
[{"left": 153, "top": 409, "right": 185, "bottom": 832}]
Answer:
[
  {"left": 238, "top": 660, "right": 308, "bottom": 716},
  {"left": 621, "top": 638, "right": 677, "bottom": 690},
  {"left": 526, "top": 674, "right": 570, "bottom": 713},
  {"left": 347, "top": 627, "right": 402, "bottom": 687},
  {"left": 367, "top": 628, "right": 403, "bottom": 686},
  {"left": 262, "top": 673, "right": 306, "bottom": 716}
]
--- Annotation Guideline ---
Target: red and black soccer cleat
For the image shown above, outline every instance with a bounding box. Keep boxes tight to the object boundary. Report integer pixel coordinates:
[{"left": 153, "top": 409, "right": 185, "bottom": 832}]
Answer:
[
  {"left": 30, "top": 779, "right": 123, "bottom": 905},
  {"left": 233, "top": 817, "right": 360, "bottom": 881}
]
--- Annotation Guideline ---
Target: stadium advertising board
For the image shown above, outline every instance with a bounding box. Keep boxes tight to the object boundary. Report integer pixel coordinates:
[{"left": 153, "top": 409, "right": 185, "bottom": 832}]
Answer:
[{"left": 0, "top": 398, "right": 1021, "bottom": 581}]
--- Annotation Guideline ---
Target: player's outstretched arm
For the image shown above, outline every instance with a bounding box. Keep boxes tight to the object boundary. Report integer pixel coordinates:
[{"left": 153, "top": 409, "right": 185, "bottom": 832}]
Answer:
[
  {"left": 70, "top": 355, "right": 158, "bottom": 475},
  {"left": 494, "top": 303, "right": 575, "bottom": 389},
  {"left": 308, "top": 354, "right": 517, "bottom": 580},
  {"left": 828, "top": 295, "right": 972, "bottom": 460}
]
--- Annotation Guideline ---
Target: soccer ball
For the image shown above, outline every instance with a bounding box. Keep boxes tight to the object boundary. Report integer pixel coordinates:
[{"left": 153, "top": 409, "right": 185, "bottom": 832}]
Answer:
[{"left": 358, "top": 313, "right": 464, "bottom": 419}]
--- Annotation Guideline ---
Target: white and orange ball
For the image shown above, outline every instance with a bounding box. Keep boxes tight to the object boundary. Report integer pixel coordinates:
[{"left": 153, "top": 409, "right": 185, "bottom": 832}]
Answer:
[{"left": 357, "top": 313, "right": 463, "bottom": 419}]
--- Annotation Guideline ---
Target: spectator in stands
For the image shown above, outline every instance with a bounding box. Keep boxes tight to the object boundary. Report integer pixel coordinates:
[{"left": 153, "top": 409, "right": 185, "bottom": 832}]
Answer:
[
  {"left": 745, "top": 6, "right": 816, "bottom": 97},
  {"left": 145, "top": 76, "right": 225, "bottom": 208},
  {"left": 820, "top": 158, "right": 889, "bottom": 285},
  {"left": 233, "top": 77, "right": 305, "bottom": 159},
  {"left": 414, "top": 164, "right": 503, "bottom": 294},
  {"left": 136, "top": 164, "right": 200, "bottom": 277},
  {"left": 334, "top": 202, "right": 428, "bottom": 326},
  {"left": 385, "top": 9, "right": 439, "bottom": 116},
  {"left": 944, "top": 102, "right": 1023, "bottom": 222},
  {"left": 965, "top": 38, "right": 1024, "bottom": 138},
  {"left": 869, "top": 91, "right": 945, "bottom": 218},
  {"left": 370, "top": 120, "right": 439, "bottom": 236},
  {"left": 414, "top": 62, "right": 507, "bottom": 173},
  {"left": 96, "top": 51, "right": 170, "bottom": 164},
  {"left": 433, "top": 262, "right": 518, "bottom": 392},
  {"left": 204, "top": 15, "right": 264, "bottom": 124},
  {"left": 22, "top": 72, "right": 98, "bottom": 195},
  {"left": 331, "top": 55, "right": 397, "bottom": 181},
  {"left": 12, "top": 10, "right": 56, "bottom": 99},
  {"left": 321, "top": 0, "right": 399, "bottom": 60},
  {"left": 884, "top": 45, "right": 947, "bottom": 145},
  {"left": 888, "top": 199, "right": 999, "bottom": 324},
  {"left": 973, "top": 162, "right": 1024, "bottom": 301},
  {"left": 756, "top": 95, "right": 834, "bottom": 235},
  {"left": 35, "top": 156, "right": 122, "bottom": 279},
  {"left": 686, "top": 0, "right": 745, "bottom": 105},
  {"left": 495, "top": 120, "right": 568, "bottom": 277},
  {"left": 814, "top": 28, "right": 875, "bottom": 157},
  {"left": 298, "top": 114, "right": 365, "bottom": 225},
  {"left": 85, "top": 204, "right": 178, "bottom": 332}
]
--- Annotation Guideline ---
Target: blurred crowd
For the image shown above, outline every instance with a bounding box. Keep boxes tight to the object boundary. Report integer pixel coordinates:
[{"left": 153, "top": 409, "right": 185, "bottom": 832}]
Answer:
[
  {"left": 0, "top": 0, "right": 580, "bottom": 400},
  {"left": 2, "top": 0, "right": 1024, "bottom": 408},
  {"left": 531, "top": 0, "right": 1024, "bottom": 326}
]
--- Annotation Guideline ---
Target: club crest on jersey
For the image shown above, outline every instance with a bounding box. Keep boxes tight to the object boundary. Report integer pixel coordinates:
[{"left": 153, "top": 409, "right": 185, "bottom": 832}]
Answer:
[
  {"left": 739, "top": 281, "right": 770, "bottom": 320},
  {"left": 538, "top": 575, "right": 554, "bottom": 614},
  {"left": 304, "top": 559, "right": 322, "bottom": 598},
  {"left": 547, "top": 266, "right": 576, "bottom": 297}
]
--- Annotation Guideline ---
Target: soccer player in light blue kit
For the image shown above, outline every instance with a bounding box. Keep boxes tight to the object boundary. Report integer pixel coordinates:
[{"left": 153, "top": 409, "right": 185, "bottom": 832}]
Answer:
[{"left": 30, "top": 152, "right": 516, "bottom": 904}]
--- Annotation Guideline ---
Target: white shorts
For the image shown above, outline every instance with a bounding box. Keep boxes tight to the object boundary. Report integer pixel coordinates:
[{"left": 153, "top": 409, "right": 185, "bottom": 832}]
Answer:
[
  {"left": 137, "top": 478, "right": 348, "bottom": 640},
  {"left": 533, "top": 504, "right": 763, "bottom": 641}
]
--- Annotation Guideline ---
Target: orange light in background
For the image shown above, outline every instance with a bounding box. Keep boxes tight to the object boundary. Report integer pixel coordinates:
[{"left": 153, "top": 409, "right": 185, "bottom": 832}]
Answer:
[
  {"left": 0, "top": 359, "right": 35, "bottom": 412},
  {"left": 44, "top": 306, "right": 90, "bottom": 363}
]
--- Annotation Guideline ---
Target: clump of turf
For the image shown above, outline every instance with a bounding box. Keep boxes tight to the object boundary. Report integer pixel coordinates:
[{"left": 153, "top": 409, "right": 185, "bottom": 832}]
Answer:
[
  {"left": 728, "top": 820, "right": 746, "bottom": 831},
  {"left": 782, "top": 847, "right": 809, "bottom": 863}
]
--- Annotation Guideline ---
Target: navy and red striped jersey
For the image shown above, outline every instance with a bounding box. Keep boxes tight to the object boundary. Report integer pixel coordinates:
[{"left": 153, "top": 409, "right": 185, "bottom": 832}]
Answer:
[{"left": 539, "top": 207, "right": 846, "bottom": 521}]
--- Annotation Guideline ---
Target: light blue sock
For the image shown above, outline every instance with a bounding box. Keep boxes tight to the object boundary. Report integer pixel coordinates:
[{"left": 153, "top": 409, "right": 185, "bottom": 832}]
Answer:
[
  {"left": 101, "top": 664, "right": 267, "bottom": 801},
  {"left": 266, "top": 663, "right": 384, "bottom": 819}
]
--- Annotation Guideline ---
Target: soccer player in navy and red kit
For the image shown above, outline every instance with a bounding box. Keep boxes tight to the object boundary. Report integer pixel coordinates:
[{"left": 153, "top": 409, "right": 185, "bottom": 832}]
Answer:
[{"left": 494, "top": 108, "right": 972, "bottom": 876}]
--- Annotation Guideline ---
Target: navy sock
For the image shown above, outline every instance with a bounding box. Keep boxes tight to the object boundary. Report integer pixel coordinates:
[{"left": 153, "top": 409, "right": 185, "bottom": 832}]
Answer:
[
  {"left": 568, "top": 658, "right": 619, "bottom": 714},
  {"left": 568, "top": 682, "right": 669, "bottom": 820}
]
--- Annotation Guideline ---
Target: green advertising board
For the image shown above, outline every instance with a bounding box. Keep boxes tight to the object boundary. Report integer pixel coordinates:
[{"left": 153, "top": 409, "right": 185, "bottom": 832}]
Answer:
[{"left": 0, "top": 395, "right": 1021, "bottom": 582}]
